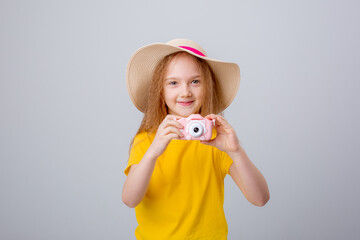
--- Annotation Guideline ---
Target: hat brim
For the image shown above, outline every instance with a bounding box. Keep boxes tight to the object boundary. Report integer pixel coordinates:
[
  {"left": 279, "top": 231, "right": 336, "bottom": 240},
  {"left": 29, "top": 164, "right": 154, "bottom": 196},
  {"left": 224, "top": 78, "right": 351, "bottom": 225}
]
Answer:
[{"left": 126, "top": 43, "right": 240, "bottom": 113}]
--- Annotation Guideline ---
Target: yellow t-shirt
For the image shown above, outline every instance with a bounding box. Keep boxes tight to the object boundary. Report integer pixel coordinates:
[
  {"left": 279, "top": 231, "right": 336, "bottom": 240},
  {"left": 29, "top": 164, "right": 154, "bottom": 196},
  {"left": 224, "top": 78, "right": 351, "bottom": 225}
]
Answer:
[{"left": 124, "top": 131, "right": 233, "bottom": 240}]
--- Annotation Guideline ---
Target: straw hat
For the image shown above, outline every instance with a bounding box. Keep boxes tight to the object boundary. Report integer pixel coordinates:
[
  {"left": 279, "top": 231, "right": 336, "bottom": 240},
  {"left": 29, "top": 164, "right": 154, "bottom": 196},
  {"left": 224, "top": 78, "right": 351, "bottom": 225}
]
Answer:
[{"left": 126, "top": 38, "right": 240, "bottom": 113}]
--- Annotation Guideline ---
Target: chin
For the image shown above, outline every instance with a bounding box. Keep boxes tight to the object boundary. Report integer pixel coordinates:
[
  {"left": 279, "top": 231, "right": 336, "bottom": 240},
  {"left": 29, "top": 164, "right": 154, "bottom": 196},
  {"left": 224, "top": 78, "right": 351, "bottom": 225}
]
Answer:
[
  {"left": 178, "top": 113, "right": 191, "bottom": 118},
  {"left": 169, "top": 107, "right": 200, "bottom": 118}
]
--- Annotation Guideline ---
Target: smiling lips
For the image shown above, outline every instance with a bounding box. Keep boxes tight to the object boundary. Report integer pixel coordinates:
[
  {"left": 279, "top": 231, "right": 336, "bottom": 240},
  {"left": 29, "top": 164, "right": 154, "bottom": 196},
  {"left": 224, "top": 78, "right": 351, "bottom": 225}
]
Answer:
[{"left": 178, "top": 101, "right": 194, "bottom": 106}]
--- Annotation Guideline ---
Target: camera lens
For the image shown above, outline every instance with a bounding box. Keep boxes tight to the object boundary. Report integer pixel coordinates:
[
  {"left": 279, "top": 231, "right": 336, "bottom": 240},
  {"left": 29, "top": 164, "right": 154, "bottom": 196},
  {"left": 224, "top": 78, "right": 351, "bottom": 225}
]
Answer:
[{"left": 189, "top": 122, "right": 203, "bottom": 138}]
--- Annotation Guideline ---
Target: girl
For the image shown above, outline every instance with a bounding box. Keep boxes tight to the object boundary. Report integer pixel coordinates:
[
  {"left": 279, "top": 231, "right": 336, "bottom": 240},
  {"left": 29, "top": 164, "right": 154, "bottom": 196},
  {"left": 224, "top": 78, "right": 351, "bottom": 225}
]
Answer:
[{"left": 122, "top": 39, "right": 270, "bottom": 240}]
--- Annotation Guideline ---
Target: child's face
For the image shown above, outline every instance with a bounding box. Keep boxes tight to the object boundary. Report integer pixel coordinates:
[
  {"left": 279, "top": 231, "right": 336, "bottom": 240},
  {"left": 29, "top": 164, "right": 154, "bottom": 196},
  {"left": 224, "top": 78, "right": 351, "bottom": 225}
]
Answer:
[{"left": 163, "top": 53, "right": 204, "bottom": 118}]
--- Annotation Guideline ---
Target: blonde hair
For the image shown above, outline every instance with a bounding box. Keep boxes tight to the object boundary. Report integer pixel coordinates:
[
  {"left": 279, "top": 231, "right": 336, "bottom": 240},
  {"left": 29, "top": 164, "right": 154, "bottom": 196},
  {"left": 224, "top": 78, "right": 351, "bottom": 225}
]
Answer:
[{"left": 129, "top": 51, "right": 224, "bottom": 152}]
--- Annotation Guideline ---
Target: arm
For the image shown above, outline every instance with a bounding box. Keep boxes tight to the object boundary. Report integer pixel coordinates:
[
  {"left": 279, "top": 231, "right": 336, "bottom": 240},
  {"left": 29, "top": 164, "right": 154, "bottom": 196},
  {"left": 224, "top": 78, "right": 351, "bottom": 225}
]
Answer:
[
  {"left": 201, "top": 114, "right": 270, "bottom": 207},
  {"left": 122, "top": 115, "right": 184, "bottom": 208},
  {"left": 227, "top": 147, "right": 270, "bottom": 206},
  {"left": 122, "top": 148, "right": 158, "bottom": 208}
]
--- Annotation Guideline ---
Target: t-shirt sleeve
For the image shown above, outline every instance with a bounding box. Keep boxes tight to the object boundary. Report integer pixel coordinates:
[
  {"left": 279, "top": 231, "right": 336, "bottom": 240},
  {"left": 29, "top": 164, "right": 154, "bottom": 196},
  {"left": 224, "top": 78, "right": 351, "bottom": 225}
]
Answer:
[
  {"left": 220, "top": 150, "right": 233, "bottom": 177},
  {"left": 124, "top": 132, "right": 153, "bottom": 176}
]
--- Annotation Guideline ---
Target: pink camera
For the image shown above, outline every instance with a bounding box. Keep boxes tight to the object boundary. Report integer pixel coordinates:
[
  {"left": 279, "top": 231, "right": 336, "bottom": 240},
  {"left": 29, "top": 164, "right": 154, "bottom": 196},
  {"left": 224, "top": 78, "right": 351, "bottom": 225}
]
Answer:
[{"left": 176, "top": 114, "right": 215, "bottom": 140}]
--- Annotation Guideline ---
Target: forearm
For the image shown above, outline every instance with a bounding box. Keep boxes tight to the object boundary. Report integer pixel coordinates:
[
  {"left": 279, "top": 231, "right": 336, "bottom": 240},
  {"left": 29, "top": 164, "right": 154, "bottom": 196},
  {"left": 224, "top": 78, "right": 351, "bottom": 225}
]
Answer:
[
  {"left": 122, "top": 149, "right": 158, "bottom": 208},
  {"left": 228, "top": 146, "right": 270, "bottom": 206}
]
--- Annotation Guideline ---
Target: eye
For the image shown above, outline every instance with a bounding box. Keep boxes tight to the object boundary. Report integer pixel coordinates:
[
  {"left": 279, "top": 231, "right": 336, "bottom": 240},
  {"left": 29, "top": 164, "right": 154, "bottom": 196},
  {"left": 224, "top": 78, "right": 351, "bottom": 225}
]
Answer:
[
  {"left": 169, "top": 81, "right": 177, "bottom": 85},
  {"left": 192, "top": 80, "right": 200, "bottom": 84}
]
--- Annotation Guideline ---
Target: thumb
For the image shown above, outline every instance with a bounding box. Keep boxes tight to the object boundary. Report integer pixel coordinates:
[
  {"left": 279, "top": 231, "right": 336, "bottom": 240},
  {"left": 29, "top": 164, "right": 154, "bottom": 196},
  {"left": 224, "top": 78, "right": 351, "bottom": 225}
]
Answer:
[{"left": 200, "top": 139, "right": 216, "bottom": 147}]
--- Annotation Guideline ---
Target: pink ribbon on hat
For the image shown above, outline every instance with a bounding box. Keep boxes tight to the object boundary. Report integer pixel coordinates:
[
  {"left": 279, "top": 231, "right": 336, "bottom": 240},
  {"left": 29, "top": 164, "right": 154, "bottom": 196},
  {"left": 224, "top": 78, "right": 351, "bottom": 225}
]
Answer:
[{"left": 178, "top": 46, "right": 206, "bottom": 57}]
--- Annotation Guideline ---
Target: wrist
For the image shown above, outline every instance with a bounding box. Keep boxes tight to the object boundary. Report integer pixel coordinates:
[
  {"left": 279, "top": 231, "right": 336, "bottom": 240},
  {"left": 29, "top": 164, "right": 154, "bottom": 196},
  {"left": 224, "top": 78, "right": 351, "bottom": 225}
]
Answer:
[
  {"left": 146, "top": 145, "right": 161, "bottom": 160},
  {"left": 226, "top": 144, "right": 243, "bottom": 158}
]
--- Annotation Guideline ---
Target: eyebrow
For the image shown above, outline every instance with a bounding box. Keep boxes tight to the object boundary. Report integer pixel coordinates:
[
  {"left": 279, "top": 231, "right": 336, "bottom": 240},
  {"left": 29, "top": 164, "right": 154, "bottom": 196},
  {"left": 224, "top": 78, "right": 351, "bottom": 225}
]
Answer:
[{"left": 165, "top": 75, "right": 201, "bottom": 81}]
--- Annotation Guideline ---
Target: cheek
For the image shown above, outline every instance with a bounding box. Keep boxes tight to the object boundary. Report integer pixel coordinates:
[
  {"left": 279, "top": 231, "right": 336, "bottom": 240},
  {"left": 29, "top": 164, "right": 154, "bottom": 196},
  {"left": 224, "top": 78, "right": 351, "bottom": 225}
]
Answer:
[{"left": 163, "top": 88, "right": 175, "bottom": 103}]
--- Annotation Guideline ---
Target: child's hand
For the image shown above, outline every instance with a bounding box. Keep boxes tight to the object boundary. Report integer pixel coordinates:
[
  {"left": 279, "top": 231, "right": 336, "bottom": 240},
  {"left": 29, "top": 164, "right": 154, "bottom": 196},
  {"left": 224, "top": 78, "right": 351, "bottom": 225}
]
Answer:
[
  {"left": 201, "top": 114, "right": 241, "bottom": 153},
  {"left": 148, "top": 115, "right": 184, "bottom": 158}
]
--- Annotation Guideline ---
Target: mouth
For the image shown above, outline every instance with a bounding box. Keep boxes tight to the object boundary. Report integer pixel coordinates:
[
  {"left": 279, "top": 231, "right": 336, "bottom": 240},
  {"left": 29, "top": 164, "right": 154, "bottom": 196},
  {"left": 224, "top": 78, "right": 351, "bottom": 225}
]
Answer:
[{"left": 177, "top": 101, "right": 194, "bottom": 106}]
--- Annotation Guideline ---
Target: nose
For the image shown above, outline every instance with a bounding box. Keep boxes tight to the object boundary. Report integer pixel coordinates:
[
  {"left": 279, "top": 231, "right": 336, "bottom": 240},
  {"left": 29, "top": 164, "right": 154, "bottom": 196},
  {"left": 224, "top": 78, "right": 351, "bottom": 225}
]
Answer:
[{"left": 180, "top": 84, "right": 192, "bottom": 97}]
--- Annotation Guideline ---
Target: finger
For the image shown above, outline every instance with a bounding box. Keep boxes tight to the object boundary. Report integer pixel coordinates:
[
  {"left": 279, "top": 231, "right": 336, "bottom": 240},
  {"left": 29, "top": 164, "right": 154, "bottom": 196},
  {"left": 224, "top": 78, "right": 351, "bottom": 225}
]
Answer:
[
  {"left": 160, "top": 115, "right": 179, "bottom": 126},
  {"left": 205, "top": 114, "right": 217, "bottom": 120},
  {"left": 170, "top": 119, "right": 184, "bottom": 128},
  {"left": 211, "top": 115, "right": 232, "bottom": 128},
  {"left": 163, "top": 119, "right": 184, "bottom": 129},
  {"left": 165, "top": 132, "right": 182, "bottom": 141},
  {"left": 160, "top": 118, "right": 182, "bottom": 130},
  {"left": 165, "top": 115, "right": 183, "bottom": 121},
  {"left": 164, "top": 126, "right": 184, "bottom": 137}
]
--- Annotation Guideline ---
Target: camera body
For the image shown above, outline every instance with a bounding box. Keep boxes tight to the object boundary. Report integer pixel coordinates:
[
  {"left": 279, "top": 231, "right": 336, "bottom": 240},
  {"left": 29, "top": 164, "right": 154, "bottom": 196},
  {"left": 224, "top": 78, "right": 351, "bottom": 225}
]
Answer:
[{"left": 177, "top": 114, "right": 215, "bottom": 140}]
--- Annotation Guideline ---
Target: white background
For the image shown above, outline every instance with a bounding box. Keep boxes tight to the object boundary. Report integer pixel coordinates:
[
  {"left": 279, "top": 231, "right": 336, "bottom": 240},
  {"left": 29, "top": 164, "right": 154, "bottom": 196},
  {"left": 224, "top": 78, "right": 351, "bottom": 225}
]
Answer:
[{"left": 1, "top": 0, "right": 359, "bottom": 239}]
